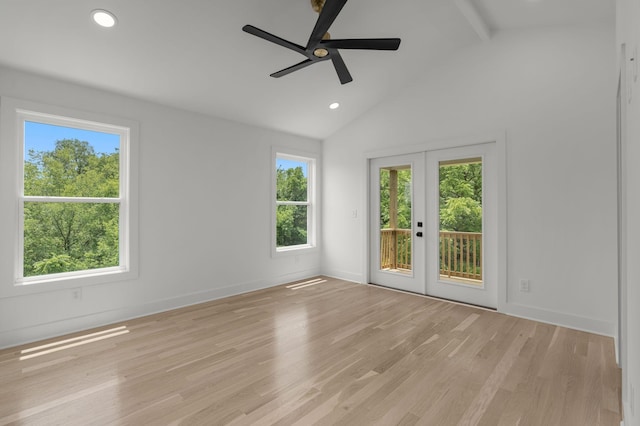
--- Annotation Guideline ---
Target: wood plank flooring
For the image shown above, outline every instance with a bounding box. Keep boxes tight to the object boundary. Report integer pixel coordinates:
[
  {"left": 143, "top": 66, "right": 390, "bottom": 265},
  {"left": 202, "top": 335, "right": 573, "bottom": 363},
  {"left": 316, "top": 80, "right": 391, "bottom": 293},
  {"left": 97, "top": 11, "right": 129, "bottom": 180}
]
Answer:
[{"left": 0, "top": 277, "right": 621, "bottom": 425}]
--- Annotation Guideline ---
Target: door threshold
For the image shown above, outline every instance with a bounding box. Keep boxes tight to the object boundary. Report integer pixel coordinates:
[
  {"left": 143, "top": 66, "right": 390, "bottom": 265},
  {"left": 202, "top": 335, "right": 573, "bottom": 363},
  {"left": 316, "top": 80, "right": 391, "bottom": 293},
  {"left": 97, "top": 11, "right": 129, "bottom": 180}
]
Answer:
[{"left": 366, "top": 282, "right": 496, "bottom": 312}]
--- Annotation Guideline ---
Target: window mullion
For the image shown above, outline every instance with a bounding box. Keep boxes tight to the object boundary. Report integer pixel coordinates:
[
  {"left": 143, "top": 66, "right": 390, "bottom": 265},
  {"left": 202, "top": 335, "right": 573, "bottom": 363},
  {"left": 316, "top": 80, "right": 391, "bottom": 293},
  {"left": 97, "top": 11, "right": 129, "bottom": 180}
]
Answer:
[
  {"left": 276, "top": 200, "right": 310, "bottom": 206},
  {"left": 23, "top": 196, "right": 121, "bottom": 203}
]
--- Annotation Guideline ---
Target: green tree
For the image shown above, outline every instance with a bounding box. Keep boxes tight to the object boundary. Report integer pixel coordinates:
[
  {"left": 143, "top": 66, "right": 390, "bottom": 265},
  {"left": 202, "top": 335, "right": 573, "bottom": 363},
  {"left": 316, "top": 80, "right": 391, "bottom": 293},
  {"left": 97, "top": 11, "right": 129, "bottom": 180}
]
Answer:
[
  {"left": 439, "top": 163, "right": 482, "bottom": 232},
  {"left": 440, "top": 197, "right": 482, "bottom": 232},
  {"left": 379, "top": 168, "right": 412, "bottom": 229},
  {"left": 23, "top": 139, "right": 120, "bottom": 277},
  {"left": 276, "top": 165, "right": 308, "bottom": 247}
]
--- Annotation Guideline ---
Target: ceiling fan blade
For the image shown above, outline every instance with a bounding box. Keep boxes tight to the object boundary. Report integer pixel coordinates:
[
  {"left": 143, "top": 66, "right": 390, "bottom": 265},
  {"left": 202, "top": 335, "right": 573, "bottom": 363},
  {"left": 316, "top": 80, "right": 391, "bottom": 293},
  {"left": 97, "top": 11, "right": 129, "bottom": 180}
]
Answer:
[
  {"left": 320, "top": 38, "right": 401, "bottom": 50},
  {"left": 243, "top": 25, "right": 306, "bottom": 55},
  {"left": 307, "top": 0, "right": 348, "bottom": 47},
  {"left": 270, "top": 59, "right": 315, "bottom": 78},
  {"left": 330, "top": 52, "right": 353, "bottom": 85}
]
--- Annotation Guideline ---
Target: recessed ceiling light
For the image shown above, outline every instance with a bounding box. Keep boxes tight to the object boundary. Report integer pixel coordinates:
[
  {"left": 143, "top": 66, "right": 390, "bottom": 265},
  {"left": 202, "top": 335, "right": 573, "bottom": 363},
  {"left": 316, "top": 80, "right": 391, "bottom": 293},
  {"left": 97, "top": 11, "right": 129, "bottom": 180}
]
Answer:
[
  {"left": 329, "top": 102, "right": 340, "bottom": 110},
  {"left": 91, "top": 9, "right": 117, "bottom": 28}
]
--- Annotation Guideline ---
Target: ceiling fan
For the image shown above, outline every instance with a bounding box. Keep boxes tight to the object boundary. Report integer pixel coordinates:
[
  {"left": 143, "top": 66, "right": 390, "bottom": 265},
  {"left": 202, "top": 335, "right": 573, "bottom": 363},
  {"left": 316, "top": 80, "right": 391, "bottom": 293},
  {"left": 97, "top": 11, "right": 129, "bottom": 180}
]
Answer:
[{"left": 242, "top": 0, "right": 401, "bottom": 85}]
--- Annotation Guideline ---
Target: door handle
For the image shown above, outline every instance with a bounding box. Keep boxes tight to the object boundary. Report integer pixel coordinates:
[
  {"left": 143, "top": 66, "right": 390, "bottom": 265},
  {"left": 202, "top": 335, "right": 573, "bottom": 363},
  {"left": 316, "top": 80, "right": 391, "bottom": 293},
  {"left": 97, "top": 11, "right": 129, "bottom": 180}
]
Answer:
[{"left": 416, "top": 232, "right": 423, "bottom": 237}]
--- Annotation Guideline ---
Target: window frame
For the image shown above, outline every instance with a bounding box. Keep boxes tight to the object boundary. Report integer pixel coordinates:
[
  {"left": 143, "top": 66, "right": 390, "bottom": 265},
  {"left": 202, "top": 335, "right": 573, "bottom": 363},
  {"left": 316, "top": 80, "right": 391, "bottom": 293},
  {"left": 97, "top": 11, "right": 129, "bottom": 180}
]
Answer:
[
  {"left": 272, "top": 148, "right": 318, "bottom": 256},
  {"left": 0, "top": 97, "right": 139, "bottom": 293}
]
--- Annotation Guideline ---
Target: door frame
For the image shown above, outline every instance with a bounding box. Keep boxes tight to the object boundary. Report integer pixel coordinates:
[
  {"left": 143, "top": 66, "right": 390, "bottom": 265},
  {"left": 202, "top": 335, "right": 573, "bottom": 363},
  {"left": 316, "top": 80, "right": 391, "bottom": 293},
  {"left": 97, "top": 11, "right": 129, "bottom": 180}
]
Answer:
[
  {"left": 425, "top": 143, "right": 498, "bottom": 308},
  {"left": 616, "top": 43, "right": 628, "bottom": 376},
  {"left": 363, "top": 132, "right": 507, "bottom": 311},
  {"left": 368, "top": 153, "right": 426, "bottom": 293}
]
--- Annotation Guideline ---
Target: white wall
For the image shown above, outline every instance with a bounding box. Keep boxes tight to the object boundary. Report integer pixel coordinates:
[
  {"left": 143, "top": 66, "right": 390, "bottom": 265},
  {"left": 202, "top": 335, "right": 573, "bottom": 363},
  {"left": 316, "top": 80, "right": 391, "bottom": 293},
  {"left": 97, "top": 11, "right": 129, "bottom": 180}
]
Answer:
[
  {"left": 322, "top": 26, "right": 617, "bottom": 336},
  {"left": 617, "top": 0, "right": 640, "bottom": 423},
  {"left": 0, "top": 66, "right": 321, "bottom": 349}
]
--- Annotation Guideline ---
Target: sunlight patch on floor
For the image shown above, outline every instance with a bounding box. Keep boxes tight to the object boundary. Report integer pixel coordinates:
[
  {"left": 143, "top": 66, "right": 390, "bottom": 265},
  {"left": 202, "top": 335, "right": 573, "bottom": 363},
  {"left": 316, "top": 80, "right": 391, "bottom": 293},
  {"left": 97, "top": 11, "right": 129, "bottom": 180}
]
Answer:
[
  {"left": 286, "top": 278, "right": 327, "bottom": 290},
  {"left": 20, "top": 326, "right": 129, "bottom": 360}
]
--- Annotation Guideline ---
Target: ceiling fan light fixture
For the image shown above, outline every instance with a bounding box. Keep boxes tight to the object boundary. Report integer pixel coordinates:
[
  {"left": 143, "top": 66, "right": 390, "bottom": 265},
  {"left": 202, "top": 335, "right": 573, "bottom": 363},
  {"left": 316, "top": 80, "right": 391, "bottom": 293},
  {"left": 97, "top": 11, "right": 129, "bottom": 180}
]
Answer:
[
  {"left": 314, "top": 48, "right": 329, "bottom": 58},
  {"left": 91, "top": 9, "right": 117, "bottom": 28}
]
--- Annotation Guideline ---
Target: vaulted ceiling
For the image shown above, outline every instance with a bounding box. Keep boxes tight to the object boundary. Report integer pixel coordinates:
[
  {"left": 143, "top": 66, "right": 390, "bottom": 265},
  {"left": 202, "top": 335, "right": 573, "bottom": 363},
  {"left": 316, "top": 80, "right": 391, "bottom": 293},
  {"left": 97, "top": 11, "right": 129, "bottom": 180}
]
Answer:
[{"left": 0, "top": 0, "right": 614, "bottom": 139}]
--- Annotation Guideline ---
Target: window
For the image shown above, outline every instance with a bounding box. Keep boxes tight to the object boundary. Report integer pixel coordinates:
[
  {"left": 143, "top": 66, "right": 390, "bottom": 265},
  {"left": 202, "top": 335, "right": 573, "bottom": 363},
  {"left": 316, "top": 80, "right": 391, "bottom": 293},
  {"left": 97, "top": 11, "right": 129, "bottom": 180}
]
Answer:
[
  {"left": 11, "top": 106, "right": 136, "bottom": 285},
  {"left": 273, "top": 150, "right": 317, "bottom": 254}
]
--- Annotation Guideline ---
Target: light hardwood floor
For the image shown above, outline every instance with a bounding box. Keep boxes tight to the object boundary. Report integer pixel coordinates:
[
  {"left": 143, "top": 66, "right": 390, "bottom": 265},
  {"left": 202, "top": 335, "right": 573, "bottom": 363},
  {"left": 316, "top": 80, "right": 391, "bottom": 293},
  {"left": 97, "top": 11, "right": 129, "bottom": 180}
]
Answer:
[{"left": 0, "top": 277, "right": 621, "bottom": 425}]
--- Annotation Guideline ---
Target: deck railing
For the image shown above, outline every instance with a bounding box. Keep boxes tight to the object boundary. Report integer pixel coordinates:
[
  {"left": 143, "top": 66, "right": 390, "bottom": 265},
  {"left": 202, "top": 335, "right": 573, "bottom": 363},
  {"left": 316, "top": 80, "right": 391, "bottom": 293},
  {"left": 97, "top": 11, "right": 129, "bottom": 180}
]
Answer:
[
  {"left": 380, "top": 229, "right": 482, "bottom": 281},
  {"left": 439, "top": 231, "right": 482, "bottom": 281},
  {"left": 380, "top": 228, "right": 412, "bottom": 270}
]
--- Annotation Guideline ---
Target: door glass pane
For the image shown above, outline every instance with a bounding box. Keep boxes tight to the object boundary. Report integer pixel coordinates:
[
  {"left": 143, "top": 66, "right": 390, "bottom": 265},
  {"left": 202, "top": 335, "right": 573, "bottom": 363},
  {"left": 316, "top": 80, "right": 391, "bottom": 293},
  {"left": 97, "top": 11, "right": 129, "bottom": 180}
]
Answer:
[
  {"left": 379, "top": 166, "right": 412, "bottom": 273},
  {"left": 438, "top": 158, "right": 483, "bottom": 285}
]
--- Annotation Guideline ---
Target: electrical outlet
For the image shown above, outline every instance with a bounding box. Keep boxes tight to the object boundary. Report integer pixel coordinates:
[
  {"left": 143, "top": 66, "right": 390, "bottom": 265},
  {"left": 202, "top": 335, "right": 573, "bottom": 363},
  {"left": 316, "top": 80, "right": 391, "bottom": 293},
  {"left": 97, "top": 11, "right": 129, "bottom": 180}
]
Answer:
[
  {"left": 519, "top": 279, "right": 530, "bottom": 292},
  {"left": 72, "top": 288, "right": 82, "bottom": 301}
]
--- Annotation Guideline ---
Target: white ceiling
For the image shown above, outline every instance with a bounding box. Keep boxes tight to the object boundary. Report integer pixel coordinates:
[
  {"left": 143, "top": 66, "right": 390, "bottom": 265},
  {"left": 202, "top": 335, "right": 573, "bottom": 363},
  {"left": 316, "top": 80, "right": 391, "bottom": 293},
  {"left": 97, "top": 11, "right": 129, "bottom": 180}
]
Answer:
[{"left": 0, "top": 0, "right": 614, "bottom": 139}]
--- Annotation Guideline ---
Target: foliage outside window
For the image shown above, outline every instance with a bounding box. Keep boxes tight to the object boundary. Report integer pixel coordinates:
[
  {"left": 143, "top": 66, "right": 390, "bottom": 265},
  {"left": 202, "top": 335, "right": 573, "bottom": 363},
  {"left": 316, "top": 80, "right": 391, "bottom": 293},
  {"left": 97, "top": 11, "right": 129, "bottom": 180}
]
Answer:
[
  {"left": 19, "top": 112, "right": 129, "bottom": 282},
  {"left": 438, "top": 159, "right": 483, "bottom": 279},
  {"left": 275, "top": 153, "right": 316, "bottom": 251},
  {"left": 379, "top": 168, "right": 412, "bottom": 230},
  {"left": 439, "top": 160, "right": 482, "bottom": 232}
]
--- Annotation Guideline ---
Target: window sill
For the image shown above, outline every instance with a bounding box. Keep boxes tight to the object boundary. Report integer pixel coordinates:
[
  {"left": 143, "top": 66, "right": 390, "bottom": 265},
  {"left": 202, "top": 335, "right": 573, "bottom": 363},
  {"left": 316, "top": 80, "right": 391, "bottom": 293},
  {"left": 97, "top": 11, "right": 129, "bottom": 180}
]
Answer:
[
  {"left": 273, "top": 244, "right": 318, "bottom": 257},
  {"left": 4, "top": 267, "right": 138, "bottom": 298}
]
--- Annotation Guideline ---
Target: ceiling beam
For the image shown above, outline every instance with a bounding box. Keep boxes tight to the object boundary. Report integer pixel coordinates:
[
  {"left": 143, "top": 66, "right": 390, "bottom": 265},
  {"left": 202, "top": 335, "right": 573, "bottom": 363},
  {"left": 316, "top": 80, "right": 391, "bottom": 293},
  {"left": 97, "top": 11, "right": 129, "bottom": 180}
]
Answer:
[{"left": 453, "top": 0, "right": 491, "bottom": 42}]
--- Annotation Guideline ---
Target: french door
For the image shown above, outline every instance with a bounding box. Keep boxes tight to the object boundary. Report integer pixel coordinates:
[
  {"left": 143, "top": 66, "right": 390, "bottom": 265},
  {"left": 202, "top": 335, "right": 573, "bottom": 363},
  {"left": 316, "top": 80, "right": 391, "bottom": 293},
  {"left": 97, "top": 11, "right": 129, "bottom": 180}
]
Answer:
[
  {"left": 369, "top": 153, "right": 425, "bottom": 293},
  {"left": 369, "top": 143, "right": 497, "bottom": 308}
]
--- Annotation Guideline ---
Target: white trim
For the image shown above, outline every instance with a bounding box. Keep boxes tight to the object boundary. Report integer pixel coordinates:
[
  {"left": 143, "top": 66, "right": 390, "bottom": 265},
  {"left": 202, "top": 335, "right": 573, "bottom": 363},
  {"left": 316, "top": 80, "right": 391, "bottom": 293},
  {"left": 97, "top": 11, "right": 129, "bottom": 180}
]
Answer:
[
  {"left": 622, "top": 402, "right": 630, "bottom": 426},
  {"left": 276, "top": 243, "right": 315, "bottom": 253},
  {"left": 23, "top": 196, "right": 122, "bottom": 203},
  {"left": 368, "top": 153, "right": 425, "bottom": 292},
  {"left": 616, "top": 44, "right": 629, "bottom": 386},
  {"left": 502, "top": 302, "right": 615, "bottom": 338},
  {"left": 0, "top": 97, "right": 139, "bottom": 298},
  {"left": 271, "top": 146, "right": 319, "bottom": 257},
  {"left": 364, "top": 132, "right": 503, "bottom": 159},
  {"left": 17, "top": 109, "right": 127, "bottom": 283},
  {"left": 17, "top": 267, "right": 126, "bottom": 286},
  {"left": 319, "top": 270, "right": 615, "bottom": 338},
  {"left": 322, "top": 270, "right": 365, "bottom": 284},
  {"left": 363, "top": 155, "right": 371, "bottom": 285},
  {"left": 496, "top": 133, "right": 508, "bottom": 312},
  {"left": 363, "top": 132, "right": 507, "bottom": 311},
  {"left": 0, "top": 268, "right": 320, "bottom": 350},
  {"left": 276, "top": 201, "right": 309, "bottom": 206},
  {"left": 425, "top": 145, "right": 496, "bottom": 307}
]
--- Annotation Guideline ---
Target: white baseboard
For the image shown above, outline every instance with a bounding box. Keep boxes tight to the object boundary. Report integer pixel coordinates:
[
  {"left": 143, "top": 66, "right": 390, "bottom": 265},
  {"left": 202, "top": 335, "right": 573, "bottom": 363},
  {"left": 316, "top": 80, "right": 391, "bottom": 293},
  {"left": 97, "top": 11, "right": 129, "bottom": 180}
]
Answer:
[
  {"left": 503, "top": 302, "right": 615, "bottom": 337},
  {"left": 320, "top": 269, "right": 364, "bottom": 284},
  {"left": 0, "top": 268, "right": 320, "bottom": 350},
  {"left": 320, "top": 272, "right": 615, "bottom": 338},
  {"left": 622, "top": 400, "right": 630, "bottom": 426},
  {"left": 624, "top": 399, "right": 633, "bottom": 426}
]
